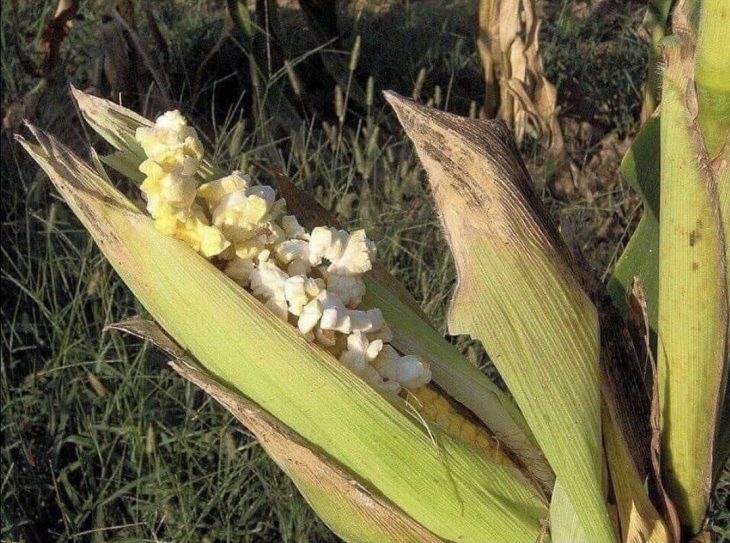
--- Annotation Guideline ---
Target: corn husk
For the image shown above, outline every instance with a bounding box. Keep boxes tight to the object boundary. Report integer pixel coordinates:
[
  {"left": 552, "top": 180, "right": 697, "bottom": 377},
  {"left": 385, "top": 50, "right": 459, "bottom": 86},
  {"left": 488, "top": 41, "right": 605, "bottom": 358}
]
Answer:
[
  {"left": 106, "top": 317, "right": 443, "bottom": 543},
  {"left": 385, "top": 91, "right": 615, "bottom": 543}
]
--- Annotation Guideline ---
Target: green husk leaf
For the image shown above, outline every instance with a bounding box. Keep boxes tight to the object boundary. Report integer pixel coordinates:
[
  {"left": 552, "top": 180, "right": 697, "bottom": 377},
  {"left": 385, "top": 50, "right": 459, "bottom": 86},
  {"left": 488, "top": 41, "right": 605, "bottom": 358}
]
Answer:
[
  {"left": 18, "top": 125, "right": 549, "bottom": 543},
  {"left": 385, "top": 92, "right": 615, "bottom": 543},
  {"left": 549, "top": 480, "right": 590, "bottom": 543},
  {"left": 106, "top": 317, "right": 445, "bottom": 543},
  {"left": 657, "top": 22, "right": 728, "bottom": 532},
  {"left": 608, "top": 114, "right": 660, "bottom": 329}
]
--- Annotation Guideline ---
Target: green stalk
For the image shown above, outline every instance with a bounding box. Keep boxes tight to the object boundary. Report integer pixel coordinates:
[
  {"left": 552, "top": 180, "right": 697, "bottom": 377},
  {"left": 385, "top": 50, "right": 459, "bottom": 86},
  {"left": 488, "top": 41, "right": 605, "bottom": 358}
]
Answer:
[
  {"left": 657, "top": 25, "right": 728, "bottom": 533},
  {"left": 694, "top": 0, "right": 730, "bottom": 159},
  {"left": 694, "top": 0, "right": 730, "bottom": 483}
]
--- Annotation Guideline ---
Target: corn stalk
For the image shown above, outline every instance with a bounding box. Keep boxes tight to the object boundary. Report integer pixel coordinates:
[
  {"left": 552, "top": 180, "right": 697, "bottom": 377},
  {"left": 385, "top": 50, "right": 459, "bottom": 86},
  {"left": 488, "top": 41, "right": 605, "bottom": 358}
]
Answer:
[
  {"left": 477, "top": 0, "right": 570, "bottom": 197},
  {"left": 656, "top": 0, "right": 728, "bottom": 535}
]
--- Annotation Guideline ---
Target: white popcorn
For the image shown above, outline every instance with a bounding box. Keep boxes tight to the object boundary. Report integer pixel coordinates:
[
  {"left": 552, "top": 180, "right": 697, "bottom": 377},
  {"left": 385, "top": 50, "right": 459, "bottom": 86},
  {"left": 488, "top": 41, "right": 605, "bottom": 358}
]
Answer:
[
  {"left": 264, "top": 222, "right": 286, "bottom": 246},
  {"left": 284, "top": 275, "right": 323, "bottom": 316},
  {"left": 275, "top": 239, "right": 320, "bottom": 270},
  {"left": 281, "top": 215, "right": 308, "bottom": 239},
  {"left": 309, "top": 227, "right": 348, "bottom": 263},
  {"left": 362, "top": 366, "right": 402, "bottom": 395},
  {"left": 250, "top": 258, "right": 289, "bottom": 320},
  {"left": 371, "top": 344, "right": 400, "bottom": 370},
  {"left": 328, "top": 229, "right": 376, "bottom": 275},
  {"left": 323, "top": 270, "right": 367, "bottom": 307},
  {"left": 248, "top": 184, "right": 276, "bottom": 207},
  {"left": 339, "top": 331, "right": 383, "bottom": 374},
  {"left": 319, "top": 292, "right": 384, "bottom": 334},
  {"left": 284, "top": 276, "right": 308, "bottom": 316},
  {"left": 287, "top": 259, "right": 309, "bottom": 276},
  {"left": 309, "top": 227, "right": 376, "bottom": 276},
  {"left": 136, "top": 110, "right": 432, "bottom": 395},
  {"left": 378, "top": 354, "right": 431, "bottom": 389},
  {"left": 224, "top": 257, "right": 254, "bottom": 286},
  {"left": 212, "top": 189, "right": 273, "bottom": 242},
  {"left": 198, "top": 171, "right": 250, "bottom": 207},
  {"left": 135, "top": 110, "right": 203, "bottom": 174},
  {"left": 349, "top": 308, "right": 385, "bottom": 333},
  {"left": 139, "top": 160, "right": 198, "bottom": 214},
  {"left": 367, "top": 323, "right": 393, "bottom": 343},
  {"left": 298, "top": 298, "right": 323, "bottom": 334},
  {"left": 234, "top": 234, "right": 268, "bottom": 260}
]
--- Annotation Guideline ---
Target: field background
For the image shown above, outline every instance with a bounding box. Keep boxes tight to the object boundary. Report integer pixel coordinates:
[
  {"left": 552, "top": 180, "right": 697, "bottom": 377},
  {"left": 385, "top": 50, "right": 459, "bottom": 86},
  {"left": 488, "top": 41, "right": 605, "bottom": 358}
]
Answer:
[{"left": 1, "top": 0, "right": 728, "bottom": 541}]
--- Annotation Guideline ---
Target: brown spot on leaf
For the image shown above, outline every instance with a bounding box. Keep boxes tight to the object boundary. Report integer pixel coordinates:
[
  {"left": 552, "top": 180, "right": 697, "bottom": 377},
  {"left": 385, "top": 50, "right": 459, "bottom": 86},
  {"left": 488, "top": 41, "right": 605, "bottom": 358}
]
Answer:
[{"left": 689, "top": 230, "right": 700, "bottom": 246}]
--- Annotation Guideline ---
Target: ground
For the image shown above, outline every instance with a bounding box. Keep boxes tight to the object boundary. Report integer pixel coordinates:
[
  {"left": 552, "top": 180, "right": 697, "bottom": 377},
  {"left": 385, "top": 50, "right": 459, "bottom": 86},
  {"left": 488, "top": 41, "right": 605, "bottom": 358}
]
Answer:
[{"left": 1, "top": 0, "right": 728, "bottom": 541}]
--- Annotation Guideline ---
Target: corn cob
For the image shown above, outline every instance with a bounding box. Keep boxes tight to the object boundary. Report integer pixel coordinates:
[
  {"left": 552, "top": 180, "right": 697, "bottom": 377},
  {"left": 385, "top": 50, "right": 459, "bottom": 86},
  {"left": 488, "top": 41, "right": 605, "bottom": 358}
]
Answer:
[{"left": 407, "top": 384, "right": 515, "bottom": 466}]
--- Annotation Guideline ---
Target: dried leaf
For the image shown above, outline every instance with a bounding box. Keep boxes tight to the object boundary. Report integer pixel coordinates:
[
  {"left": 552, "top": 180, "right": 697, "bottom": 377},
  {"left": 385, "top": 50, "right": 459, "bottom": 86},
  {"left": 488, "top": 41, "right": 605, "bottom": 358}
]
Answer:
[
  {"left": 630, "top": 279, "right": 682, "bottom": 543},
  {"left": 41, "top": 0, "right": 79, "bottom": 74}
]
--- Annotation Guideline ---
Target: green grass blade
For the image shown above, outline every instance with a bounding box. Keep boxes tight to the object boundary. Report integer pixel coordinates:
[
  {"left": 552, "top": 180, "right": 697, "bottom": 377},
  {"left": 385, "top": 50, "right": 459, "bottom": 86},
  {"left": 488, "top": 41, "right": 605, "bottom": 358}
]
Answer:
[
  {"left": 18, "top": 126, "right": 549, "bottom": 543},
  {"left": 386, "top": 92, "right": 615, "bottom": 543},
  {"left": 657, "top": 28, "right": 728, "bottom": 533}
]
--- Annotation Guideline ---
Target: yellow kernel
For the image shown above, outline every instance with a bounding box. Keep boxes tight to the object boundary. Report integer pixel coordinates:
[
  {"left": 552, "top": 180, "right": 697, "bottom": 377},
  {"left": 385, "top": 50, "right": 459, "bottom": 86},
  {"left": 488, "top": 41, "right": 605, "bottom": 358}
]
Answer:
[{"left": 461, "top": 422, "right": 478, "bottom": 444}]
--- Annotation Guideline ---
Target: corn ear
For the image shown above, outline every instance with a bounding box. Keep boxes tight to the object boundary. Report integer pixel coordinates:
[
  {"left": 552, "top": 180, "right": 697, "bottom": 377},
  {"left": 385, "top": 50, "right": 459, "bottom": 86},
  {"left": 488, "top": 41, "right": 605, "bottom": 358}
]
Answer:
[
  {"left": 18, "top": 124, "right": 550, "bottom": 543},
  {"left": 70, "top": 87, "right": 554, "bottom": 494},
  {"left": 106, "top": 317, "right": 444, "bottom": 543},
  {"left": 657, "top": 6, "right": 729, "bottom": 531},
  {"left": 386, "top": 92, "right": 615, "bottom": 543}
]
